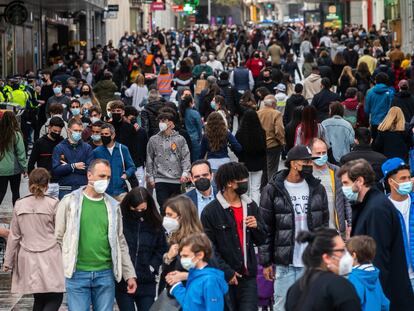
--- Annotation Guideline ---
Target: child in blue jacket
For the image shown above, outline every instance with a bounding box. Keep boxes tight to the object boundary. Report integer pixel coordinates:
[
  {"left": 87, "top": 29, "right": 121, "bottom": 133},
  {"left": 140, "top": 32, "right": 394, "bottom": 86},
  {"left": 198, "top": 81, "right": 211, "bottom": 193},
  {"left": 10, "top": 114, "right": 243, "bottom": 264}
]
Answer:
[
  {"left": 347, "top": 235, "right": 390, "bottom": 311},
  {"left": 168, "top": 232, "right": 228, "bottom": 311}
]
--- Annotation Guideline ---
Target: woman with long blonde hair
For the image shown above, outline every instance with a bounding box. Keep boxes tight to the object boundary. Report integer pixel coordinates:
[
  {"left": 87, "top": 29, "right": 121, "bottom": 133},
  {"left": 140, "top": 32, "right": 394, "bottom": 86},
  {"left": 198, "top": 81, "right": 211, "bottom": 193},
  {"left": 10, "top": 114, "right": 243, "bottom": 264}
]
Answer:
[
  {"left": 125, "top": 73, "right": 148, "bottom": 111},
  {"left": 160, "top": 195, "right": 204, "bottom": 293},
  {"left": 338, "top": 66, "right": 357, "bottom": 100},
  {"left": 373, "top": 106, "right": 411, "bottom": 160},
  {"left": 200, "top": 112, "right": 242, "bottom": 171}
]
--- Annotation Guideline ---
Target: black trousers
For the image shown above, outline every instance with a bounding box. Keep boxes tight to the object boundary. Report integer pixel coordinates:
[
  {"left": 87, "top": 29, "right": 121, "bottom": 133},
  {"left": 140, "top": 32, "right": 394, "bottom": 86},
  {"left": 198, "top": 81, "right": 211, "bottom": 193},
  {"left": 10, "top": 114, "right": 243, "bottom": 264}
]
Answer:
[
  {"left": 225, "top": 276, "right": 258, "bottom": 311},
  {"left": 33, "top": 292, "right": 63, "bottom": 311},
  {"left": 0, "top": 174, "right": 21, "bottom": 206},
  {"left": 155, "top": 182, "right": 181, "bottom": 214}
]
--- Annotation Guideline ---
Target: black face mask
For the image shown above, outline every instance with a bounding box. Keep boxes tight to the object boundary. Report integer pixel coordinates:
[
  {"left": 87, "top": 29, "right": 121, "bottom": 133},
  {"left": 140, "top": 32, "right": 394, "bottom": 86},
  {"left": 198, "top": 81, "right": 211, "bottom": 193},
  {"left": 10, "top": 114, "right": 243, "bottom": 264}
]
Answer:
[
  {"left": 102, "top": 136, "right": 112, "bottom": 146},
  {"left": 42, "top": 77, "right": 47, "bottom": 82},
  {"left": 299, "top": 165, "right": 313, "bottom": 179},
  {"left": 195, "top": 178, "right": 211, "bottom": 192},
  {"left": 130, "top": 117, "right": 137, "bottom": 125},
  {"left": 131, "top": 210, "right": 146, "bottom": 220},
  {"left": 234, "top": 181, "right": 248, "bottom": 196},
  {"left": 50, "top": 132, "right": 61, "bottom": 141},
  {"left": 112, "top": 113, "right": 122, "bottom": 122},
  {"left": 81, "top": 91, "right": 90, "bottom": 96}
]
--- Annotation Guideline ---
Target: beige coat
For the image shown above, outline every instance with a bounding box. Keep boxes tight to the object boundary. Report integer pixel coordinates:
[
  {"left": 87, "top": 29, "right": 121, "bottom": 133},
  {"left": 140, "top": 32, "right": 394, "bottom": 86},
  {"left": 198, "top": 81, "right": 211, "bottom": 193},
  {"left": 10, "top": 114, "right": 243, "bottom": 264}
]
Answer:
[
  {"left": 4, "top": 195, "right": 65, "bottom": 294},
  {"left": 257, "top": 106, "right": 286, "bottom": 149}
]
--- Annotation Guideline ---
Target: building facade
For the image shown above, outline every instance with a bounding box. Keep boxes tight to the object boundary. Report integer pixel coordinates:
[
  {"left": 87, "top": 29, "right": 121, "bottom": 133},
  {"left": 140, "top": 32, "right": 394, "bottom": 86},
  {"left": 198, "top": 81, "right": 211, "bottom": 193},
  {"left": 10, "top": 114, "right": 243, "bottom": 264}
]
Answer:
[{"left": 0, "top": 0, "right": 106, "bottom": 76}]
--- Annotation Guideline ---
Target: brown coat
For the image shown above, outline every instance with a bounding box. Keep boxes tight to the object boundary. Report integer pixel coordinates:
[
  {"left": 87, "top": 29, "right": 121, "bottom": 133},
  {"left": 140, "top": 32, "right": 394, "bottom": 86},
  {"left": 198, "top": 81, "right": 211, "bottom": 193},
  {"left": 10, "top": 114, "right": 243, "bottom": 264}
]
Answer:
[
  {"left": 4, "top": 195, "right": 65, "bottom": 294},
  {"left": 257, "top": 106, "right": 286, "bottom": 149}
]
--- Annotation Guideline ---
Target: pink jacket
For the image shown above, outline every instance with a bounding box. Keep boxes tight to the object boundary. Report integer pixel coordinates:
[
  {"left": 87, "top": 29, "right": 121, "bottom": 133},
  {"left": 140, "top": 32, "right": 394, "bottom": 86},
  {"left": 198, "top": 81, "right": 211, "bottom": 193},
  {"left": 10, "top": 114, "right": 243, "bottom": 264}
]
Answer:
[{"left": 4, "top": 194, "right": 65, "bottom": 294}]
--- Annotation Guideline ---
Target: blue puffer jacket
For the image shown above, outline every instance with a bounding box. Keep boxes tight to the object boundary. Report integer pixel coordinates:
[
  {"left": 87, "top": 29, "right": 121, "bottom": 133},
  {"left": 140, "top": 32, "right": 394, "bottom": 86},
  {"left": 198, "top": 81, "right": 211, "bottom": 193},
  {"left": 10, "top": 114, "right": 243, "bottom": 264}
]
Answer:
[
  {"left": 364, "top": 84, "right": 394, "bottom": 126},
  {"left": 348, "top": 265, "right": 390, "bottom": 311},
  {"left": 52, "top": 139, "right": 93, "bottom": 190},
  {"left": 93, "top": 143, "right": 136, "bottom": 196},
  {"left": 172, "top": 266, "right": 228, "bottom": 311},
  {"left": 396, "top": 192, "right": 414, "bottom": 274}
]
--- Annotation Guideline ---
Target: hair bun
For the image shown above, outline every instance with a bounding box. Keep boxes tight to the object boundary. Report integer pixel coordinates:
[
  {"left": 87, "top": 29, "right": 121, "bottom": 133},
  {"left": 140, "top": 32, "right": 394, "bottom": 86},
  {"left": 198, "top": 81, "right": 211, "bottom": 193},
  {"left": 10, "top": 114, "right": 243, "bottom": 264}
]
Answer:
[{"left": 296, "top": 231, "right": 316, "bottom": 244}]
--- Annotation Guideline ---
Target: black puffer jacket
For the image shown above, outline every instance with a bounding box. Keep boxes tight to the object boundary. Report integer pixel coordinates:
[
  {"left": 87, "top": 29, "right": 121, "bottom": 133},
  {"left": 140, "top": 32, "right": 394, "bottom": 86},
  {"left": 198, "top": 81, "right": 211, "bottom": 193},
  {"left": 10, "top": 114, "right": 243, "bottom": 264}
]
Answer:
[
  {"left": 141, "top": 99, "right": 166, "bottom": 137},
  {"left": 258, "top": 169, "right": 329, "bottom": 267},
  {"left": 217, "top": 79, "right": 237, "bottom": 116}
]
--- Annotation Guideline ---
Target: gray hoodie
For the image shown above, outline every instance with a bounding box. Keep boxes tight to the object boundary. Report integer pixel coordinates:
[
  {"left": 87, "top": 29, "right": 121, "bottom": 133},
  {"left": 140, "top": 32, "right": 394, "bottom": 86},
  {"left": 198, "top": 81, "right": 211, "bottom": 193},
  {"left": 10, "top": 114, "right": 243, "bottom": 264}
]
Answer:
[{"left": 146, "top": 130, "right": 191, "bottom": 183}]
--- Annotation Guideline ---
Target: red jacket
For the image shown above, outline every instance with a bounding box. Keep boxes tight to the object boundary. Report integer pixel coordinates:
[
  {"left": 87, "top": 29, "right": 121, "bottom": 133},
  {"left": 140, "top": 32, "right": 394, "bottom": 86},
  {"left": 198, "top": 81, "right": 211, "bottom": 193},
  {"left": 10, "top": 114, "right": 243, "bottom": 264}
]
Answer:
[{"left": 246, "top": 57, "right": 265, "bottom": 78}]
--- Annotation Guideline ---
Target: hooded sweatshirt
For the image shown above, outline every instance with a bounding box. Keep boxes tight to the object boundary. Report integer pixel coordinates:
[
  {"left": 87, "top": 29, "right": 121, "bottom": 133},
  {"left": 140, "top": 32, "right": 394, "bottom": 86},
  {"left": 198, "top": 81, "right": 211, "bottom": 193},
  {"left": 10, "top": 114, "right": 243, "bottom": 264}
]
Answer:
[
  {"left": 365, "top": 84, "right": 394, "bottom": 125},
  {"left": 303, "top": 73, "right": 322, "bottom": 102},
  {"left": 348, "top": 264, "right": 390, "bottom": 311},
  {"left": 171, "top": 266, "right": 228, "bottom": 311}
]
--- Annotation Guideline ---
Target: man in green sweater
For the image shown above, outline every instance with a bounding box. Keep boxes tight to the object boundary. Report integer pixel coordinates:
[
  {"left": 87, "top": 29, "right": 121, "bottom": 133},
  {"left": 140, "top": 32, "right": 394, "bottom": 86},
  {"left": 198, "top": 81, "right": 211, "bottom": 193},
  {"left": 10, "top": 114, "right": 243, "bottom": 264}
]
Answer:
[{"left": 55, "top": 158, "right": 137, "bottom": 310}]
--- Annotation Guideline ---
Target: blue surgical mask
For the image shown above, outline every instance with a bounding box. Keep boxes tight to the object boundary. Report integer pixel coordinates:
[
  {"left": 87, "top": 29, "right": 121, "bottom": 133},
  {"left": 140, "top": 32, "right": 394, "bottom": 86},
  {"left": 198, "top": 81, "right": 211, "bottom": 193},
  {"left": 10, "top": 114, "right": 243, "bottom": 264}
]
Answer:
[
  {"left": 53, "top": 87, "right": 62, "bottom": 95},
  {"left": 71, "top": 131, "right": 82, "bottom": 143},
  {"left": 393, "top": 180, "right": 413, "bottom": 196},
  {"left": 91, "top": 134, "right": 101, "bottom": 142},
  {"left": 71, "top": 108, "right": 81, "bottom": 116},
  {"left": 313, "top": 154, "right": 328, "bottom": 166},
  {"left": 210, "top": 101, "right": 217, "bottom": 110},
  {"left": 342, "top": 185, "right": 358, "bottom": 202}
]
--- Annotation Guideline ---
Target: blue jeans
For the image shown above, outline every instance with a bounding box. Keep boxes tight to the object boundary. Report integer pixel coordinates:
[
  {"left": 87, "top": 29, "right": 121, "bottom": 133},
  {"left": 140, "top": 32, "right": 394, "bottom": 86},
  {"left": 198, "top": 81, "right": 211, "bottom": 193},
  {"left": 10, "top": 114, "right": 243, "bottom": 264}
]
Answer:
[
  {"left": 273, "top": 265, "right": 304, "bottom": 311},
  {"left": 65, "top": 269, "right": 115, "bottom": 311},
  {"left": 411, "top": 277, "right": 414, "bottom": 292}
]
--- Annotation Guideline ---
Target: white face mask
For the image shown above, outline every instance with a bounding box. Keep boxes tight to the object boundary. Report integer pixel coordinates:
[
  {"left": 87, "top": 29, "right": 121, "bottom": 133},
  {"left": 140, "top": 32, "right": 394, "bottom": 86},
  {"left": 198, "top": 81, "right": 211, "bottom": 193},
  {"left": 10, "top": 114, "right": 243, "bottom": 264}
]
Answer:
[
  {"left": 159, "top": 122, "right": 168, "bottom": 132},
  {"left": 92, "top": 179, "right": 109, "bottom": 194},
  {"left": 181, "top": 256, "right": 198, "bottom": 271},
  {"left": 90, "top": 116, "right": 100, "bottom": 124},
  {"left": 162, "top": 216, "right": 179, "bottom": 234},
  {"left": 338, "top": 251, "right": 353, "bottom": 275}
]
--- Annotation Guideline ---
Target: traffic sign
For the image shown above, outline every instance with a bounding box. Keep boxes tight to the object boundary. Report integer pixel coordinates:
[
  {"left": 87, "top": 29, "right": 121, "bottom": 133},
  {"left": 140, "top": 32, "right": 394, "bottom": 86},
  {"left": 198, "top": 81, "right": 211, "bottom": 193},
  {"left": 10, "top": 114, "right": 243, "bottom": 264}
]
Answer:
[
  {"left": 107, "top": 4, "right": 119, "bottom": 12},
  {"left": 172, "top": 5, "right": 183, "bottom": 12},
  {"left": 151, "top": 2, "right": 166, "bottom": 11}
]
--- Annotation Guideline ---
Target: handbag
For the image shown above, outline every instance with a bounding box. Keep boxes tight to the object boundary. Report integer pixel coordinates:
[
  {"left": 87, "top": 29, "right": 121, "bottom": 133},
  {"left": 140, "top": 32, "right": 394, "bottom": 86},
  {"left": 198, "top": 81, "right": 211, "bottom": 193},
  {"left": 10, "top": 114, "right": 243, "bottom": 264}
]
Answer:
[
  {"left": 149, "top": 289, "right": 181, "bottom": 311},
  {"left": 119, "top": 144, "right": 139, "bottom": 190},
  {"left": 195, "top": 79, "right": 208, "bottom": 95}
]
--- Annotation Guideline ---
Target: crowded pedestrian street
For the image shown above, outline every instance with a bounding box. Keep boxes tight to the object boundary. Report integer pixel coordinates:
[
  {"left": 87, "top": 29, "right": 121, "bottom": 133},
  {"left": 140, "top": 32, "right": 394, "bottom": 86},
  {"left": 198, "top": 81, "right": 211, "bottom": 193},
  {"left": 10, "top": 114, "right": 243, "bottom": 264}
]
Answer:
[{"left": 2, "top": 0, "right": 414, "bottom": 310}]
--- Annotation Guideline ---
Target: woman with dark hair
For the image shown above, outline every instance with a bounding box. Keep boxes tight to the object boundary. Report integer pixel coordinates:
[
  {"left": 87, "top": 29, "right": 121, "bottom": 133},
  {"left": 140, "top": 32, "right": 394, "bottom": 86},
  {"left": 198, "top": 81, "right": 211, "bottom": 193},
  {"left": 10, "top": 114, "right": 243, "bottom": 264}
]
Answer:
[
  {"left": 283, "top": 53, "right": 302, "bottom": 82},
  {"left": 211, "top": 94, "right": 230, "bottom": 128},
  {"left": 285, "top": 106, "right": 304, "bottom": 154},
  {"left": 256, "top": 86, "right": 271, "bottom": 108},
  {"left": 332, "top": 52, "right": 347, "bottom": 86},
  {"left": 116, "top": 187, "right": 167, "bottom": 311},
  {"left": 180, "top": 95, "right": 203, "bottom": 161},
  {"left": 355, "top": 62, "right": 372, "bottom": 95},
  {"left": 285, "top": 228, "right": 361, "bottom": 310},
  {"left": 199, "top": 80, "right": 221, "bottom": 120},
  {"left": 235, "top": 110, "right": 266, "bottom": 205},
  {"left": 294, "top": 105, "right": 327, "bottom": 146},
  {"left": 174, "top": 60, "right": 194, "bottom": 93},
  {"left": 0, "top": 111, "right": 27, "bottom": 205},
  {"left": 200, "top": 112, "right": 242, "bottom": 171},
  {"left": 4, "top": 168, "right": 65, "bottom": 311},
  {"left": 392, "top": 59, "right": 407, "bottom": 90}
]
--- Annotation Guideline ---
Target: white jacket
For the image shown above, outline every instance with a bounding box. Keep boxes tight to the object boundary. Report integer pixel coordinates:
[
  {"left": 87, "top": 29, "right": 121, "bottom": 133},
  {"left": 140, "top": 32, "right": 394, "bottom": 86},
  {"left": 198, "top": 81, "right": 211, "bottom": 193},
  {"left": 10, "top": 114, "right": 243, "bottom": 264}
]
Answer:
[{"left": 55, "top": 187, "right": 136, "bottom": 282}]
